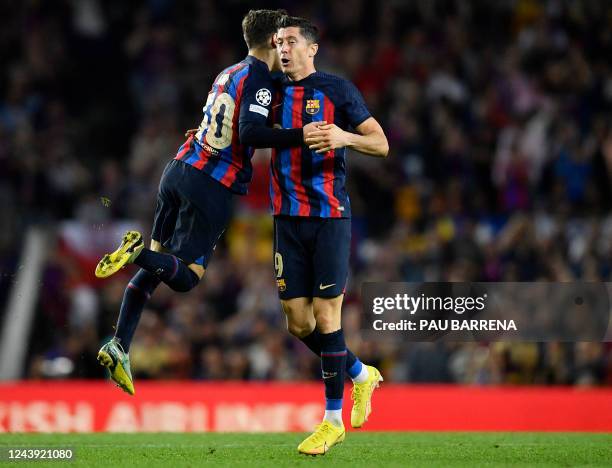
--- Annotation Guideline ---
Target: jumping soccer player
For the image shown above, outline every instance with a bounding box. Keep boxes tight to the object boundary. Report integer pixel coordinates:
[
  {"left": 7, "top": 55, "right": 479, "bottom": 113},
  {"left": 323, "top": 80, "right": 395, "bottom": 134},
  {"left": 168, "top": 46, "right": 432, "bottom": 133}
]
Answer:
[
  {"left": 272, "top": 16, "right": 389, "bottom": 455},
  {"left": 94, "top": 9, "right": 320, "bottom": 395}
]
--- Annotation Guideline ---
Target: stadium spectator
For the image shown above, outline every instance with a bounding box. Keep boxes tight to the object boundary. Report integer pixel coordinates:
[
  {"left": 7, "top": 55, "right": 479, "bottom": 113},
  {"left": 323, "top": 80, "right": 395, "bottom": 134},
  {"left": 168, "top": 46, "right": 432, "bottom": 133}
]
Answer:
[{"left": 0, "top": 0, "right": 610, "bottom": 385}]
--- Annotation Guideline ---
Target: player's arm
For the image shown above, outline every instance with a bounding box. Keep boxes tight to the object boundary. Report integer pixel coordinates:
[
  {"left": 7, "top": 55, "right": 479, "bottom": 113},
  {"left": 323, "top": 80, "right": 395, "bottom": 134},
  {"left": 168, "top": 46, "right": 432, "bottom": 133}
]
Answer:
[
  {"left": 185, "top": 121, "right": 320, "bottom": 144},
  {"left": 305, "top": 80, "right": 388, "bottom": 157},
  {"left": 186, "top": 122, "right": 321, "bottom": 144},
  {"left": 240, "top": 120, "right": 302, "bottom": 148},
  {"left": 240, "top": 121, "right": 322, "bottom": 148},
  {"left": 237, "top": 73, "right": 320, "bottom": 148},
  {"left": 305, "top": 117, "right": 389, "bottom": 157},
  {"left": 347, "top": 117, "right": 388, "bottom": 157}
]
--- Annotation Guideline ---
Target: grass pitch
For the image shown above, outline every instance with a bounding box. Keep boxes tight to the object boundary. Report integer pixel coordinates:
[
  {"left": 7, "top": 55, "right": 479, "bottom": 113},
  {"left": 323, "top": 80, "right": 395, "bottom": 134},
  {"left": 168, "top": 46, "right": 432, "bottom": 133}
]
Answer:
[{"left": 0, "top": 432, "right": 610, "bottom": 467}]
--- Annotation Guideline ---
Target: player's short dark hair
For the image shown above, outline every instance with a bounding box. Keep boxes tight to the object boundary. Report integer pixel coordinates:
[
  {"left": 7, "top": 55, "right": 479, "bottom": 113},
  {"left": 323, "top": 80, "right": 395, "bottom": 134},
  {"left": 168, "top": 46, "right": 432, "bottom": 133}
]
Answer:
[
  {"left": 277, "top": 15, "right": 319, "bottom": 44},
  {"left": 242, "top": 9, "right": 287, "bottom": 49}
]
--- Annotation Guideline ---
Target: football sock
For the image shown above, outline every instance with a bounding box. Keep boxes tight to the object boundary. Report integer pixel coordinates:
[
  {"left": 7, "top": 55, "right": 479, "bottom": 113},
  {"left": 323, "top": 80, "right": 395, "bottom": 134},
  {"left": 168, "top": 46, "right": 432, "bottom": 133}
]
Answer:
[
  {"left": 324, "top": 409, "right": 343, "bottom": 428},
  {"left": 320, "top": 329, "right": 347, "bottom": 427},
  {"left": 349, "top": 360, "right": 370, "bottom": 384},
  {"left": 134, "top": 248, "right": 200, "bottom": 292},
  {"left": 114, "top": 269, "right": 160, "bottom": 352},
  {"left": 300, "top": 329, "right": 365, "bottom": 381}
]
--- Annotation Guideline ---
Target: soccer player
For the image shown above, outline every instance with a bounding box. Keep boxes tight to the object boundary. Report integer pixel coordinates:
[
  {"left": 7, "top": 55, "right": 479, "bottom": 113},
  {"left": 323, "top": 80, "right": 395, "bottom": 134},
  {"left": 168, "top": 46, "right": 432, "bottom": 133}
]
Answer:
[
  {"left": 94, "top": 9, "right": 320, "bottom": 395},
  {"left": 272, "top": 16, "right": 389, "bottom": 455}
]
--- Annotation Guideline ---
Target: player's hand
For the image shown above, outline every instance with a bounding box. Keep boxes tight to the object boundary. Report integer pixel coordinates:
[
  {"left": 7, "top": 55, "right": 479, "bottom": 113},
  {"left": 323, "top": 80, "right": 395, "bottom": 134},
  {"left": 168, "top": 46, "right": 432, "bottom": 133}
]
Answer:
[
  {"left": 304, "top": 124, "right": 349, "bottom": 153},
  {"left": 184, "top": 128, "right": 198, "bottom": 138},
  {"left": 303, "top": 121, "right": 327, "bottom": 140}
]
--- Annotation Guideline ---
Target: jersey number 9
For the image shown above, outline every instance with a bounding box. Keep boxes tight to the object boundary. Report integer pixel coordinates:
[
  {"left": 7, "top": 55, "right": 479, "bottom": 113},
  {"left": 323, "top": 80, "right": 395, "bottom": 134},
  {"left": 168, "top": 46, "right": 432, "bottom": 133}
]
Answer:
[{"left": 274, "top": 252, "right": 283, "bottom": 278}]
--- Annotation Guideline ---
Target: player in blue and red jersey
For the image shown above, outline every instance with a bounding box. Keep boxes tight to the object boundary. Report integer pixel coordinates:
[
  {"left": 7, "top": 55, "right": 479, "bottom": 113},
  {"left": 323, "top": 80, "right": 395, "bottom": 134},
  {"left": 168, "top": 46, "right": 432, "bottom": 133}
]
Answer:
[
  {"left": 271, "top": 16, "right": 389, "bottom": 455},
  {"left": 93, "top": 10, "right": 320, "bottom": 396}
]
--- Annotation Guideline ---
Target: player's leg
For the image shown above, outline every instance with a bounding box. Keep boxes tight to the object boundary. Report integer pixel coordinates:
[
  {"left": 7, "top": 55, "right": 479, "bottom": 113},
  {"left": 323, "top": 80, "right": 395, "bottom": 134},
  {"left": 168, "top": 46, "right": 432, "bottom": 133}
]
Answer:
[
  {"left": 97, "top": 248, "right": 200, "bottom": 395},
  {"left": 313, "top": 294, "right": 346, "bottom": 428},
  {"left": 129, "top": 244, "right": 201, "bottom": 292},
  {"left": 97, "top": 167, "right": 179, "bottom": 395},
  {"left": 283, "top": 295, "right": 365, "bottom": 379},
  {"left": 98, "top": 163, "right": 230, "bottom": 394},
  {"left": 273, "top": 216, "right": 343, "bottom": 454},
  {"left": 276, "top": 216, "right": 351, "bottom": 363},
  {"left": 152, "top": 239, "right": 208, "bottom": 274},
  {"left": 112, "top": 238, "right": 175, "bottom": 351},
  {"left": 96, "top": 162, "right": 229, "bottom": 292},
  {"left": 101, "top": 243, "right": 204, "bottom": 394},
  {"left": 273, "top": 215, "right": 314, "bottom": 303},
  {"left": 289, "top": 219, "right": 343, "bottom": 455},
  {"left": 281, "top": 297, "right": 315, "bottom": 338},
  {"left": 122, "top": 230, "right": 202, "bottom": 292},
  {"left": 276, "top": 218, "right": 335, "bottom": 359},
  {"left": 297, "top": 293, "right": 346, "bottom": 455},
  {"left": 138, "top": 162, "right": 232, "bottom": 289},
  {"left": 95, "top": 161, "right": 201, "bottom": 291},
  {"left": 276, "top": 226, "right": 320, "bottom": 360},
  {"left": 96, "top": 232, "right": 201, "bottom": 291},
  {"left": 110, "top": 239, "right": 172, "bottom": 356},
  {"left": 312, "top": 218, "right": 382, "bottom": 430},
  {"left": 149, "top": 239, "right": 168, "bottom": 253}
]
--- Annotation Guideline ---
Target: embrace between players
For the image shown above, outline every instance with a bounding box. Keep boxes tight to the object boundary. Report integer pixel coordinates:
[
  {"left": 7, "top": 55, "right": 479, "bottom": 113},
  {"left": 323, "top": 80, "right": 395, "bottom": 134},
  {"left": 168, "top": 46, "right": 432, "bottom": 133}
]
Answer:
[{"left": 94, "top": 9, "right": 388, "bottom": 455}]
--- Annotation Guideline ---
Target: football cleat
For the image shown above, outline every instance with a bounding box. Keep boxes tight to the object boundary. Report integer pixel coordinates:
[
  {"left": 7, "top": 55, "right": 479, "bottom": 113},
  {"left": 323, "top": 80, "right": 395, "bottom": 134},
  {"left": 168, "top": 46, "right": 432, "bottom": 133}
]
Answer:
[
  {"left": 350, "top": 365, "right": 383, "bottom": 428},
  {"left": 297, "top": 420, "right": 345, "bottom": 456},
  {"left": 97, "top": 338, "right": 135, "bottom": 395},
  {"left": 95, "top": 230, "right": 144, "bottom": 278}
]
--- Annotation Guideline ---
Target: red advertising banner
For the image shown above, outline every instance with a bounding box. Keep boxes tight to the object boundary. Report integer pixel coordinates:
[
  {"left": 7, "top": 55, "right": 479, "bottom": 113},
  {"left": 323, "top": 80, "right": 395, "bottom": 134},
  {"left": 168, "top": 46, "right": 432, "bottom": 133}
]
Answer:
[{"left": 0, "top": 382, "right": 610, "bottom": 433}]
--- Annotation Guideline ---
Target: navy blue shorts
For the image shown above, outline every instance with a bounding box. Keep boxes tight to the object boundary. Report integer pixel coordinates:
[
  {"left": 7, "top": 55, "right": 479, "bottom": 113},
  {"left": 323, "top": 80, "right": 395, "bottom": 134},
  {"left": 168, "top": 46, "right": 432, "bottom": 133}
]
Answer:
[
  {"left": 273, "top": 215, "right": 351, "bottom": 300},
  {"left": 151, "top": 159, "right": 232, "bottom": 267}
]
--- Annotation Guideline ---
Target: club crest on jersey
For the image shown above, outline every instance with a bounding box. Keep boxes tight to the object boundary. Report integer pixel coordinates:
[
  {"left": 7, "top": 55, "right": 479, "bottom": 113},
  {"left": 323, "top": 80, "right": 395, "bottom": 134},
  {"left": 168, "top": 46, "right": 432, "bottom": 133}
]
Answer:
[
  {"left": 276, "top": 278, "right": 286, "bottom": 292},
  {"left": 305, "top": 99, "right": 320, "bottom": 115}
]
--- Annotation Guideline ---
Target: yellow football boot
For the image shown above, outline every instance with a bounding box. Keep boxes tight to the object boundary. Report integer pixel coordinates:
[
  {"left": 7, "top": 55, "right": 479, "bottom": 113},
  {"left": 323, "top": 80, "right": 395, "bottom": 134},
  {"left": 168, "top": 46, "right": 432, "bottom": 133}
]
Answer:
[
  {"left": 350, "top": 365, "right": 383, "bottom": 428},
  {"left": 95, "top": 230, "right": 144, "bottom": 278},
  {"left": 97, "top": 338, "right": 135, "bottom": 395},
  {"left": 297, "top": 420, "right": 345, "bottom": 455}
]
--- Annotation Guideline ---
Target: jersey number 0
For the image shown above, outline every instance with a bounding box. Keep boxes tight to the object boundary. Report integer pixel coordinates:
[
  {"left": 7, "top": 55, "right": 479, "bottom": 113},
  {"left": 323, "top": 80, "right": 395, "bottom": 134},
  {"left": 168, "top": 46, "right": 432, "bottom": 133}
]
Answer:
[{"left": 196, "top": 92, "right": 236, "bottom": 150}]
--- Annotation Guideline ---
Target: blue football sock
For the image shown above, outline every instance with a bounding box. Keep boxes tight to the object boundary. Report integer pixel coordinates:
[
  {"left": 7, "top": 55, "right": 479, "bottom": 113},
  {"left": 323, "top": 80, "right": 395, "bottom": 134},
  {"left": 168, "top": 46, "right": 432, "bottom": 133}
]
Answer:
[
  {"left": 300, "top": 329, "right": 361, "bottom": 377},
  {"left": 347, "top": 356, "right": 364, "bottom": 380},
  {"left": 320, "top": 329, "right": 347, "bottom": 424},
  {"left": 114, "top": 269, "right": 160, "bottom": 352},
  {"left": 134, "top": 248, "right": 199, "bottom": 292}
]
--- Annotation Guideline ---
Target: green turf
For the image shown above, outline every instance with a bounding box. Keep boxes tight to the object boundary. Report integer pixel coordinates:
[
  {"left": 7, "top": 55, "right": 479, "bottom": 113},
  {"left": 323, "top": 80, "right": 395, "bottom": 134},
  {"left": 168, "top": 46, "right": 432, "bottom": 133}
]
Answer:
[{"left": 0, "top": 432, "right": 610, "bottom": 467}]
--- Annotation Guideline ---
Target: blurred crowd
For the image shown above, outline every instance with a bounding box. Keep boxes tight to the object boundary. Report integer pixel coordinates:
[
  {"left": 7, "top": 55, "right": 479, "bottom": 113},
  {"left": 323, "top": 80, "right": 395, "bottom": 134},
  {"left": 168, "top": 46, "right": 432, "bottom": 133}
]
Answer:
[{"left": 1, "top": 0, "right": 611, "bottom": 385}]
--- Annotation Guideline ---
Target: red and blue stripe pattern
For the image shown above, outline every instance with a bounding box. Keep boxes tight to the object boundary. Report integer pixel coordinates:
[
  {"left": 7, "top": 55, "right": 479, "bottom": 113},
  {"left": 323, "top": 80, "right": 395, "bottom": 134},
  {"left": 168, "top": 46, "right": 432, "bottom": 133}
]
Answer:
[
  {"left": 270, "top": 86, "right": 347, "bottom": 218},
  {"left": 175, "top": 62, "right": 252, "bottom": 195}
]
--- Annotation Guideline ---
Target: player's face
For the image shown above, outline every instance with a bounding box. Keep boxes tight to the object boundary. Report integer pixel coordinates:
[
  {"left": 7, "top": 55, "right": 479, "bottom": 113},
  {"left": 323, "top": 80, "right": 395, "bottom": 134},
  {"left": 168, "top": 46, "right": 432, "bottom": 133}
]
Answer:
[
  {"left": 276, "top": 27, "right": 317, "bottom": 77},
  {"left": 270, "top": 33, "right": 283, "bottom": 72}
]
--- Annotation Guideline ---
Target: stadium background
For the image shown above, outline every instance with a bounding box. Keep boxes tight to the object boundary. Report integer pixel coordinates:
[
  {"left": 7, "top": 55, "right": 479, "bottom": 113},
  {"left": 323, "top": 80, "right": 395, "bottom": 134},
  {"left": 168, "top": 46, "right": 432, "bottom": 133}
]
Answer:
[{"left": 0, "top": 0, "right": 611, "bottom": 433}]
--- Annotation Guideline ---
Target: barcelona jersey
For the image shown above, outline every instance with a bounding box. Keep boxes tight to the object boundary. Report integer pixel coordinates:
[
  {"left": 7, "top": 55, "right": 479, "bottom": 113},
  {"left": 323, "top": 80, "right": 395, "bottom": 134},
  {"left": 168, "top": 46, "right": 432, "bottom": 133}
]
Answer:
[
  {"left": 174, "top": 56, "right": 275, "bottom": 194},
  {"left": 270, "top": 72, "right": 371, "bottom": 218}
]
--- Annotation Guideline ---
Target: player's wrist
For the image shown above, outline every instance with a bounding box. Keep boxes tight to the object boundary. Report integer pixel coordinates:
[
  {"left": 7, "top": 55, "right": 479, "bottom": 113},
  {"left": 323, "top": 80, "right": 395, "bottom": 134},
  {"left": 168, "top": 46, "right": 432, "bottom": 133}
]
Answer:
[{"left": 343, "top": 131, "right": 356, "bottom": 148}]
